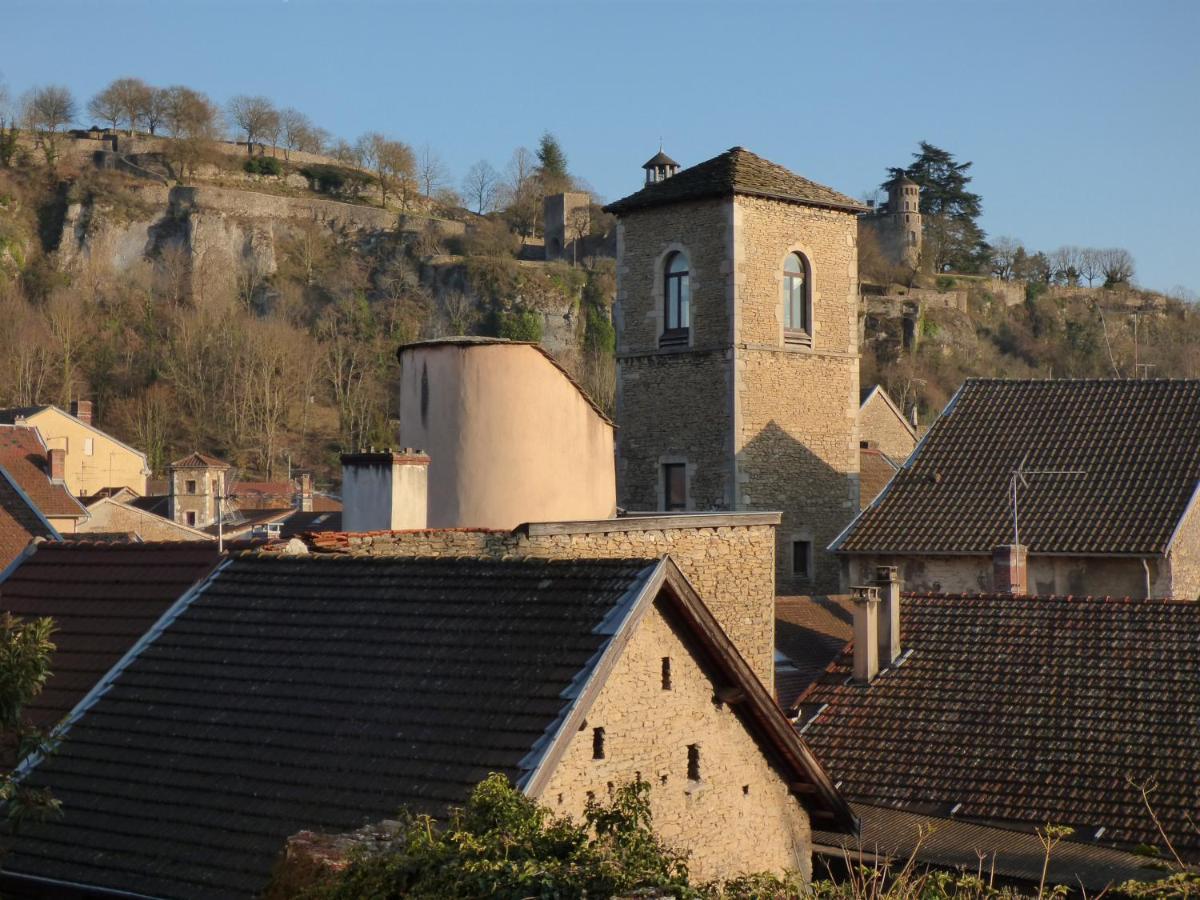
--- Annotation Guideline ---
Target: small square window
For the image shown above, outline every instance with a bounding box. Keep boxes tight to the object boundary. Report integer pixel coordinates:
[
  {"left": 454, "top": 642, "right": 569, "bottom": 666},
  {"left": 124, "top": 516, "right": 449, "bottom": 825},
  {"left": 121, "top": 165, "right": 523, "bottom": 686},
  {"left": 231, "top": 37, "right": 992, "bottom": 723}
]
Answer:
[
  {"left": 663, "top": 463, "right": 686, "bottom": 511},
  {"left": 792, "top": 541, "right": 812, "bottom": 579},
  {"left": 185, "top": 479, "right": 197, "bottom": 495},
  {"left": 185, "top": 511, "right": 197, "bottom": 527}
]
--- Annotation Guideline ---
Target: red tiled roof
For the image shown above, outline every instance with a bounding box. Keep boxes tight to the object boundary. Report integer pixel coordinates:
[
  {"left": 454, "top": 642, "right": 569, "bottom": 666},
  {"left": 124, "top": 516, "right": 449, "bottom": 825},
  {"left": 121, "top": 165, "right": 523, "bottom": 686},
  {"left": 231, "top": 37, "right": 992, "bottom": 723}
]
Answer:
[
  {"left": 837, "top": 379, "right": 1200, "bottom": 555},
  {"left": 605, "top": 146, "right": 867, "bottom": 216},
  {"left": 858, "top": 448, "right": 899, "bottom": 511},
  {"left": 0, "top": 474, "right": 55, "bottom": 571},
  {"left": 232, "top": 481, "right": 295, "bottom": 510},
  {"left": 169, "top": 451, "right": 230, "bottom": 469},
  {"left": 775, "top": 596, "right": 853, "bottom": 713},
  {"left": 0, "top": 542, "right": 220, "bottom": 732},
  {"left": 799, "top": 592, "right": 1200, "bottom": 862},
  {"left": 0, "top": 426, "right": 87, "bottom": 520}
]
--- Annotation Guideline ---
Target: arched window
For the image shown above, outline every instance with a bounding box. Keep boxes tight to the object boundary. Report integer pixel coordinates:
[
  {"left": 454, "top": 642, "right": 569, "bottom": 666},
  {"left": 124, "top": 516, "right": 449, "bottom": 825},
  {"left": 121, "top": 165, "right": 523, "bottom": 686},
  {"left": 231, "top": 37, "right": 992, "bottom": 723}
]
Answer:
[
  {"left": 662, "top": 251, "right": 690, "bottom": 344},
  {"left": 783, "top": 252, "right": 810, "bottom": 339}
]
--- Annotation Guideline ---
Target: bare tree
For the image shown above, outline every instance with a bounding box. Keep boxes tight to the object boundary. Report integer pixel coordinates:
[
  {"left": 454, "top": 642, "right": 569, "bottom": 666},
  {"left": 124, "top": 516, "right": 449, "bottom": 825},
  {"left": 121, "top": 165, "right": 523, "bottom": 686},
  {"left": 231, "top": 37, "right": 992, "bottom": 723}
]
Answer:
[
  {"left": 1098, "top": 247, "right": 1135, "bottom": 287},
  {"left": 1078, "top": 248, "right": 1103, "bottom": 288},
  {"left": 356, "top": 132, "right": 415, "bottom": 208},
  {"left": 89, "top": 78, "right": 152, "bottom": 135},
  {"left": 989, "top": 236, "right": 1022, "bottom": 281},
  {"left": 439, "top": 289, "right": 476, "bottom": 335},
  {"left": 141, "top": 87, "right": 169, "bottom": 135},
  {"left": 1050, "top": 245, "right": 1082, "bottom": 285},
  {"left": 22, "top": 85, "right": 77, "bottom": 166},
  {"left": 0, "top": 79, "right": 19, "bottom": 167},
  {"left": 278, "top": 107, "right": 314, "bottom": 162},
  {"left": 501, "top": 146, "right": 541, "bottom": 238},
  {"left": 227, "top": 95, "right": 278, "bottom": 156},
  {"left": 86, "top": 84, "right": 123, "bottom": 131},
  {"left": 416, "top": 143, "right": 449, "bottom": 198},
  {"left": 161, "top": 86, "right": 219, "bottom": 182},
  {"left": 462, "top": 159, "right": 499, "bottom": 214},
  {"left": 567, "top": 201, "right": 592, "bottom": 266}
]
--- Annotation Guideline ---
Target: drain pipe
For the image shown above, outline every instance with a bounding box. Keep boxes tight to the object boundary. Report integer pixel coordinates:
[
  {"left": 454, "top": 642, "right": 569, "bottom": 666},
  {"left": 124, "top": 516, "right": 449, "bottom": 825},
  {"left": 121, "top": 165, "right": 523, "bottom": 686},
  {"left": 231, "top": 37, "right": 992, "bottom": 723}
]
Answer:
[{"left": 1142, "top": 558, "right": 1152, "bottom": 599}]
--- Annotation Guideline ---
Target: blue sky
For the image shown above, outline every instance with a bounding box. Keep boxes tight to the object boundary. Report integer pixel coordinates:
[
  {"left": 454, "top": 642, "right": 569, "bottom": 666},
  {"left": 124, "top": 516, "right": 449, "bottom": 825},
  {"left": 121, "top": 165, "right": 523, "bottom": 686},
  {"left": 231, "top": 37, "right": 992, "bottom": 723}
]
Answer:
[{"left": 4, "top": 0, "right": 1197, "bottom": 293}]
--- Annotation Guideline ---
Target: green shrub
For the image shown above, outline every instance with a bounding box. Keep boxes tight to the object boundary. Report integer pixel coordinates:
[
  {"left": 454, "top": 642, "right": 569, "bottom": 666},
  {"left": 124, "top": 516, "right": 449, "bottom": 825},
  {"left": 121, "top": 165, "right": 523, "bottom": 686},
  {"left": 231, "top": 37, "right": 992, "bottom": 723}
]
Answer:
[
  {"left": 299, "top": 164, "right": 373, "bottom": 198},
  {"left": 244, "top": 156, "right": 284, "bottom": 177},
  {"left": 936, "top": 275, "right": 957, "bottom": 291},
  {"left": 585, "top": 303, "right": 615, "bottom": 354},
  {"left": 496, "top": 308, "right": 543, "bottom": 342}
]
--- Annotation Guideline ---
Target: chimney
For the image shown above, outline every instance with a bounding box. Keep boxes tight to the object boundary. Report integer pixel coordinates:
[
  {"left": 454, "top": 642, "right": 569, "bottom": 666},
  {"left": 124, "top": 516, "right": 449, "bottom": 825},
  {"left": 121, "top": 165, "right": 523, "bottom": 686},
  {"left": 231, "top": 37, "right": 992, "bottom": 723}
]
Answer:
[
  {"left": 875, "top": 565, "right": 901, "bottom": 666},
  {"left": 71, "top": 400, "right": 93, "bottom": 425},
  {"left": 48, "top": 448, "right": 66, "bottom": 483},
  {"left": 340, "top": 449, "right": 429, "bottom": 532},
  {"left": 909, "top": 406, "right": 919, "bottom": 429},
  {"left": 851, "top": 585, "right": 881, "bottom": 684},
  {"left": 298, "top": 472, "right": 313, "bottom": 512},
  {"left": 993, "top": 544, "right": 1028, "bottom": 595}
]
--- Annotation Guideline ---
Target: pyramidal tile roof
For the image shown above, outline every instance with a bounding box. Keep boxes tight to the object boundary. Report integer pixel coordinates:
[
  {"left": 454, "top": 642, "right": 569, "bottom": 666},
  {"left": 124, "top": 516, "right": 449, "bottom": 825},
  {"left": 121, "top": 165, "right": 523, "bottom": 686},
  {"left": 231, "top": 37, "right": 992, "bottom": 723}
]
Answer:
[
  {"left": 169, "top": 451, "right": 230, "bottom": 469},
  {"left": 605, "top": 146, "right": 867, "bottom": 215}
]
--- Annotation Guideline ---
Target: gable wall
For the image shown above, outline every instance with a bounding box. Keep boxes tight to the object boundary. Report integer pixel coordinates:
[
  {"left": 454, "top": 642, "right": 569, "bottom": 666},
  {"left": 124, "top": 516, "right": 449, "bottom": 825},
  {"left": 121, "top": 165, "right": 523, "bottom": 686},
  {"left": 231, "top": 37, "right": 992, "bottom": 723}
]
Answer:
[
  {"left": 79, "top": 501, "right": 214, "bottom": 542},
  {"left": 1162, "top": 493, "right": 1200, "bottom": 600},
  {"left": 858, "top": 392, "right": 917, "bottom": 462},
  {"left": 29, "top": 410, "right": 148, "bottom": 498},
  {"left": 537, "top": 595, "right": 811, "bottom": 882}
]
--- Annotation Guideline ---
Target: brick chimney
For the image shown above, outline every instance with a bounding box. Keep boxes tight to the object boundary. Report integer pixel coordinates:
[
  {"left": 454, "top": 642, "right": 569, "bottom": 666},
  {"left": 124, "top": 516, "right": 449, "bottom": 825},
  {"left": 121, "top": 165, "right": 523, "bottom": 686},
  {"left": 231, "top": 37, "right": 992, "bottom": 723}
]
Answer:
[
  {"left": 298, "top": 472, "right": 313, "bottom": 512},
  {"left": 71, "top": 400, "right": 93, "bottom": 425},
  {"left": 48, "top": 448, "right": 66, "bottom": 483},
  {"left": 993, "top": 544, "right": 1028, "bottom": 595},
  {"left": 875, "top": 565, "right": 901, "bottom": 666},
  {"left": 851, "top": 584, "right": 881, "bottom": 684},
  {"left": 341, "top": 449, "right": 429, "bottom": 532}
]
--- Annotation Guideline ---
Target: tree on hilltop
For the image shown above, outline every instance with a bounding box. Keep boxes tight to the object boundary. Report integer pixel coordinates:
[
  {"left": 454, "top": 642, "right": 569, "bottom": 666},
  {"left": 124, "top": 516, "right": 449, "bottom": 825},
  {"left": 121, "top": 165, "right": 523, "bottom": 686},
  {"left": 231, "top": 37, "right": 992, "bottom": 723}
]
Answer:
[
  {"left": 161, "top": 86, "right": 220, "bottom": 182},
  {"left": 227, "top": 95, "right": 279, "bottom": 156},
  {"left": 462, "top": 159, "right": 499, "bottom": 214},
  {"left": 889, "top": 141, "right": 989, "bottom": 274},
  {"left": 537, "top": 131, "right": 569, "bottom": 193},
  {"left": 356, "top": 132, "right": 416, "bottom": 209},
  {"left": 89, "top": 77, "right": 152, "bottom": 135},
  {"left": 22, "top": 85, "right": 77, "bottom": 168}
]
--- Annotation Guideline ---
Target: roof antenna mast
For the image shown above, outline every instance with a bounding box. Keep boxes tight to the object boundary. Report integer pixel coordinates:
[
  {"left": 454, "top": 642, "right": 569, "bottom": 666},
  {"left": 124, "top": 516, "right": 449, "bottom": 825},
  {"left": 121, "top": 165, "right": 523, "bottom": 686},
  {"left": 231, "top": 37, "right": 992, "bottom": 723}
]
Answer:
[{"left": 1009, "top": 453, "right": 1086, "bottom": 545}]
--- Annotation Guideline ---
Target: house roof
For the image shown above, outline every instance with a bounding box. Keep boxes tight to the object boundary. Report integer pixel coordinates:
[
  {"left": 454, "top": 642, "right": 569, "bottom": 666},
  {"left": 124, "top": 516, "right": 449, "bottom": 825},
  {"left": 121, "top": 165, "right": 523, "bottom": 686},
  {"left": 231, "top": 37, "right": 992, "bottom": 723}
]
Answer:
[
  {"left": 0, "top": 542, "right": 220, "bottom": 733},
  {"left": 82, "top": 497, "right": 216, "bottom": 542},
  {"left": 775, "top": 595, "right": 853, "bottom": 714},
  {"left": 0, "top": 473, "right": 57, "bottom": 574},
  {"left": 169, "top": 451, "right": 230, "bottom": 470},
  {"left": 278, "top": 510, "right": 343, "bottom": 537},
  {"left": 129, "top": 493, "right": 170, "bottom": 517},
  {"left": 813, "top": 803, "right": 1170, "bottom": 891},
  {"left": 0, "top": 406, "right": 151, "bottom": 473},
  {"left": 797, "top": 592, "right": 1200, "bottom": 864},
  {"left": 835, "top": 379, "right": 1200, "bottom": 555},
  {"left": 605, "top": 146, "right": 868, "bottom": 216},
  {"left": 1, "top": 554, "right": 850, "bottom": 898},
  {"left": 643, "top": 150, "right": 679, "bottom": 168},
  {"left": 0, "top": 426, "right": 88, "bottom": 520},
  {"left": 232, "top": 481, "right": 294, "bottom": 509},
  {"left": 859, "top": 448, "right": 900, "bottom": 511}
]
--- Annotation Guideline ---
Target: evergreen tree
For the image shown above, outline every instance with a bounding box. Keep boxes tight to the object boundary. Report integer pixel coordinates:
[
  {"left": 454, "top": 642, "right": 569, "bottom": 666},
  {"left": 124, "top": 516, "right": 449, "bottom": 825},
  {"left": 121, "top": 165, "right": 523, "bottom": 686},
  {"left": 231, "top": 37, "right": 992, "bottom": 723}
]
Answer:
[
  {"left": 889, "top": 142, "right": 989, "bottom": 274},
  {"left": 536, "top": 131, "right": 569, "bottom": 192}
]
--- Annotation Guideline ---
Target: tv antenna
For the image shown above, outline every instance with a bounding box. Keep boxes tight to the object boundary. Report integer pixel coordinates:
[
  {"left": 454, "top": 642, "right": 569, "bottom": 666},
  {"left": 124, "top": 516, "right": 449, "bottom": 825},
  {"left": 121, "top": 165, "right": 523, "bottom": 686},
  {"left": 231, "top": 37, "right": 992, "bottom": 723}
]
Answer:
[{"left": 1009, "top": 454, "right": 1086, "bottom": 545}]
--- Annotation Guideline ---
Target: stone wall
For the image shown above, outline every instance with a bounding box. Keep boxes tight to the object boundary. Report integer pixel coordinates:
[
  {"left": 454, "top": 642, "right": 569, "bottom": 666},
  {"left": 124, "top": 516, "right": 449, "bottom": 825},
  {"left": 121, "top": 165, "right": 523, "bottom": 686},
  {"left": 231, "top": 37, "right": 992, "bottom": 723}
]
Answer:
[
  {"left": 732, "top": 195, "right": 860, "bottom": 593},
  {"left": 78, "top": 499, "right": 214, "bottom": 542},
  {"left": 857, "top": 389, "right": 917, "bottom": 462},
  {"left": 306, "top": 513, "right": 779, "bottom": 692},
  {"left": 1160, "top": 491, "right": 1200, "bottom": 601},
  {"left": 539, "top": 594, "right": 811, "bottom": 881}
]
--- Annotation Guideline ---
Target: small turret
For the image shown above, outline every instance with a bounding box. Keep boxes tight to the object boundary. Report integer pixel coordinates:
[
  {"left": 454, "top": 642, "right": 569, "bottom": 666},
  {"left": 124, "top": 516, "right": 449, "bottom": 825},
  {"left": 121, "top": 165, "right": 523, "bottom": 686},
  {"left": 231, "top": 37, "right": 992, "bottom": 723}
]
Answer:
[
  {"left": 885, "top": 174, "right": 920, "bottom": 214},
  {"left": 643, "top": 150, "right": 679, "bottom": 185}
]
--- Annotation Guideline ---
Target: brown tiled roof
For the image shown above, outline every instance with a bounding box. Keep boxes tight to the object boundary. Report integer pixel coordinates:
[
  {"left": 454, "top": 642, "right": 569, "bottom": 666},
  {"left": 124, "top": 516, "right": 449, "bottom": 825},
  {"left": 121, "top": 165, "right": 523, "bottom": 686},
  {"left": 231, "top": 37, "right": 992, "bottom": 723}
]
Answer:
[
  {"left": 278, "top": 510, "right": 343, "bottom": 537},
  {"left": 0, "top": 473, "right": 55, "bottom": 571},
  {"left": 2, "top": 555, "right": 852, "bottom": 897},
  {"left": 858, "top": 448, "right": 899, "bottom": 511},
  {"left": 0, "top": 426, "right": 88, "bottom": 520},
  {"left": 775, "top": 596, "right": 853, "bottom": 713},
  {"left": 799, "top": 593, "right": 1200, "bottom": 862},
  {"left": 836, "top": 379, "right": 1200, "bottom": 555},
  {"left": 0, "top": 542, "right": 219, "bottom": 731},
  {"left": 605, "top": 146, "right": 868, "bottom": 216},
  {"left": 169, "top": 451, "right": 230, "bottom": 469},
  {"left": 814, "top": 803, "right": 1170, "bottom": 891}
]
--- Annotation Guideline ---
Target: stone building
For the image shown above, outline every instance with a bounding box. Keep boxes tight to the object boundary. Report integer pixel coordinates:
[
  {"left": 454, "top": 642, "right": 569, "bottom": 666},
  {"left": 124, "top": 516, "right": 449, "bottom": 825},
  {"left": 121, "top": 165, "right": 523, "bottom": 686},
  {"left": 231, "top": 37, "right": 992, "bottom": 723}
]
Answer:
[
  {"left": 167, "top": 452, "right": 230, "bottom": 529},
  {"left": 604, "top": 147, "right": 867, "bottom": 592},
  {"left": 858, "top": 174, "right": 922, "bottom": 270},
  {"left": 857, "top": 385, "right": 918, "bottom": 462},
  {"left": 834, "top": 378, "right": 1200, "bottom": 598},
  {"left": 543, "top": 191, "right": 591, "bottom": 262},
  {"left": 79, "top": 496, "right": 215, "bottom": 542}
]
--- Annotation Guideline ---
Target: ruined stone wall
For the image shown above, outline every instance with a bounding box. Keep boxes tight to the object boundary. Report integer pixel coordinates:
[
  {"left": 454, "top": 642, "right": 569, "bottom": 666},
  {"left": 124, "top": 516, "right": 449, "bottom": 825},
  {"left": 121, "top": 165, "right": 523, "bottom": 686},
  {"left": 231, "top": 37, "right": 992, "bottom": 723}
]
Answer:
[
  {"left": 614, "top": 198, "right": 734, "bottom": 512},
  {"left": 538, "top": 596, "right": 811, "bottom": 882},
  {"left": 857, "top": 391, "right": 917, "bottom": 462},
  {"left": 307, "top": 514, "right": 778, "bottom": 692},
  {"left": 733, "top": 196, "right": 860, "bottom": 593}
]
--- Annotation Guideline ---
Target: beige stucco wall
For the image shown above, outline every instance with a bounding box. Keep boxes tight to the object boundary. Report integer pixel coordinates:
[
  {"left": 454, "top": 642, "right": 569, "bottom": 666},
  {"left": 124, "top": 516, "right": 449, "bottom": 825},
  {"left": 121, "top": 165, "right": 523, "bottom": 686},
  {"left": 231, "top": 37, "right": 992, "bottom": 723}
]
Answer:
[
  {"left": 732, "top": 196, "right": 860, "bottom": 594},
  {"left": 857, "top": 390, "right": 917, "bottom": 462},
  {"left": 848, "top": 552, "right": 1155, "bottom": 597},
  {"left": 341, "top": 458, "right": 427, "bottom": 532},
  {"left": 79, "top": 499, "right": 214, "bottom": 541},
  {"left": 537, "top": 595, "right": 812, "bottom": 882},
  {"left": 396, "top": 342, "right": 616, "bottom": 530},
  {"left": 27, "top": 409, "right": 148, "bottom": 498},
  {"left": 308, "top": 514, "right": 777, "bottom": 693}
]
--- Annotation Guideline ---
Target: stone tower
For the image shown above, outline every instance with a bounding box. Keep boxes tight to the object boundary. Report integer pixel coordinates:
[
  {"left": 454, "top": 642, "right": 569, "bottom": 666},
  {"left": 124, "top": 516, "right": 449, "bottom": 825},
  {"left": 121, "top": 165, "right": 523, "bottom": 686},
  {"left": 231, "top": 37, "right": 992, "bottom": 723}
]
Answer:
[
  {"left": 604, "top": 147, "right": 865, "bottom": 592},
  {"left": 543, "top": 191, "right": 592, "bottom": 262},
  {"left": 168, "top": 452, "right": 230, "bottom": 529},
  {"left": 860, "top": 174, "right": 922, "bottom": 270}
]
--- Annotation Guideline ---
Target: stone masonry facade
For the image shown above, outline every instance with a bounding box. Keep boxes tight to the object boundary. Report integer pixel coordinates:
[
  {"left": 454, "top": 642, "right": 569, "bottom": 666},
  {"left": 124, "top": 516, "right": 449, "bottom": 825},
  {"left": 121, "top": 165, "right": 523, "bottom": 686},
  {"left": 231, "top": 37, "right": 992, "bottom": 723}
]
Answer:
[
  {"left": 857, "top": 389, "right": 917, "bottom": 462},
  {"left": 539, "top": 595, "right": 812, "bottom": 881},
  {"left": 612, "top": 190, "right": 860, "bottom": 595},
  {"left": 305, "top": 513, "right": 778, "bottom": 693}
]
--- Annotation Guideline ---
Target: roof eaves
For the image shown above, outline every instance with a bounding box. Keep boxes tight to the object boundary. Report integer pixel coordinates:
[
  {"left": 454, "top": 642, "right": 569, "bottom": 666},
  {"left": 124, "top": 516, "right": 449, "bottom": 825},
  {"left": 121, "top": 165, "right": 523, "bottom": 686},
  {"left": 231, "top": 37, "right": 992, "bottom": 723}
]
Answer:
[
  {"left": 89, "top": 497, "right": 217, "bottom": 541},
  {"left": 28, "top": 407, "right": 151, "bottom": 475},
  {"left": 518, "top": 559, "right": 664, "bottom": 796},
  {"left": 10, "top": 555, "right": 231, "bottom": 784},
  {"left": 732, "top": 186, "right": 869, "bottom": 215}
]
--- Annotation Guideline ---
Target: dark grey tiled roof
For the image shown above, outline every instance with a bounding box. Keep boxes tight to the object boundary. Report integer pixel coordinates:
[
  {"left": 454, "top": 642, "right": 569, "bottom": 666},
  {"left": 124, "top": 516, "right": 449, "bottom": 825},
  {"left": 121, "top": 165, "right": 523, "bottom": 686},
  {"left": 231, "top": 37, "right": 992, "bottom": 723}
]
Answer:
[
  {"left": 836, "top": 379, "right": 1200, "bottom": 554},
  {"left": 605, "top": 146, "right": 867, "bottom": 216},
  {"left": 1, "top": 556, "right": 656, "bottom": 899}
]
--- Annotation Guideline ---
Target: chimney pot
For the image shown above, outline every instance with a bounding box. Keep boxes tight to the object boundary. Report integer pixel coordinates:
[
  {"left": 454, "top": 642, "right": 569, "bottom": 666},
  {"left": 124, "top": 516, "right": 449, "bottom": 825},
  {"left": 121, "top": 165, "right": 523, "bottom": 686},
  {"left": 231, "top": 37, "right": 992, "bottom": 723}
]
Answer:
[
  {"left": 298, "top": 472, "right": 314, "bottom": 512},
  {"left": 48, "top": 448, "right": 66, "bottom": 483},
  {"left": 71, "top": 400, "right": 93, "bottom": 425},
  {"left": 993, "top": 544, "right": 1029, "bottom": 595},
  {"left": 875, "top": 565, "right": 901, "bottom": 665},
  {"left": 851, "top": 585, "right": 881, "bottom": 683}
]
